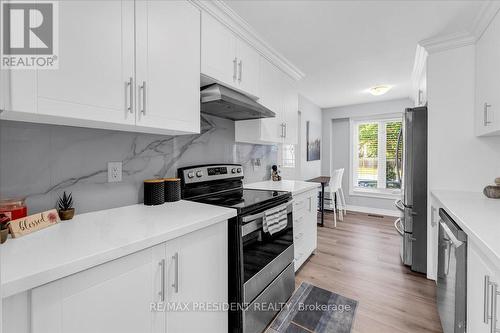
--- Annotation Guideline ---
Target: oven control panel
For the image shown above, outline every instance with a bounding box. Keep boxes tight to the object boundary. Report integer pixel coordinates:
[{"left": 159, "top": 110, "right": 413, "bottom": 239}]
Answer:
[{"left": 179, "top": 164, "right": 243, "bottom": 184}]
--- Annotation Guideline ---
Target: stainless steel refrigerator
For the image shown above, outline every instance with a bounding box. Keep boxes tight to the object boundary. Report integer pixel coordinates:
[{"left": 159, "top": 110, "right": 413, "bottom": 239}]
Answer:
[{"left": 394, "top": 106, "right": 427, "bottom": 274}]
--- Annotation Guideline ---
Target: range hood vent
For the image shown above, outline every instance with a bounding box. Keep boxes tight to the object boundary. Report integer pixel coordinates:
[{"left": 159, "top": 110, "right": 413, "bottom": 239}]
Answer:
[{"left": 200, "top": 84, "right": 275, "bottom": 121}]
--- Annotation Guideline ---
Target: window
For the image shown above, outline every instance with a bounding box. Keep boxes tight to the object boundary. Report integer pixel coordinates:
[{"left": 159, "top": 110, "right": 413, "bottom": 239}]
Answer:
[
  {"left": 351, "top": 117, "right": 402, "bottom": 197},
  {"left": 282, "top": 144, "right": 296, "bottom": 168}
]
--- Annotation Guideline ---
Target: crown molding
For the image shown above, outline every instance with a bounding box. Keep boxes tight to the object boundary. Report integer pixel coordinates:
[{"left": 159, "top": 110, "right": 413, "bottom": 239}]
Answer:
[
  {"left": 190, "top": 0, "right": 305, "bottom": 81},
  {"left": 471, "top": 0, "right": 500, "bottom": 40},
  {"left": 418, "top": 31, "right": 476, "bottom": 55}
]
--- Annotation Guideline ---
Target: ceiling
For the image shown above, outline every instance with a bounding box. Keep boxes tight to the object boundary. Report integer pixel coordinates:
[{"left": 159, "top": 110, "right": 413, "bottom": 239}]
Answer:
[{"left": 225, "top": 0, "right": 487, "bottom": 108}]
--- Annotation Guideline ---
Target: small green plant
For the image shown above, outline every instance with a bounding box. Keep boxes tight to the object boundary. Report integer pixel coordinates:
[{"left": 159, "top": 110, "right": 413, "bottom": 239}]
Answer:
[{"left": 57, "top": 191, "right": 74, "bottom": 211}]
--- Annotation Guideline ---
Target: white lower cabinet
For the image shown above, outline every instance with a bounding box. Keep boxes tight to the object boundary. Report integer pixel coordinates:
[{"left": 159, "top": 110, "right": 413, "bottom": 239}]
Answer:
[
  {"left": 293, "top": 189, "right": 318, "bottom": 271},
  {"left": 467, "top": 241, "right": 500, "bottom": 333},
  {"left": 165, "top": 221, "right": 228, "bottom": 333},
  {"left": 9, "top": 222, "right": 227, "bottom": 333},
  {"left": 31, "top": 245, "right": 166, "bottom": 333}
]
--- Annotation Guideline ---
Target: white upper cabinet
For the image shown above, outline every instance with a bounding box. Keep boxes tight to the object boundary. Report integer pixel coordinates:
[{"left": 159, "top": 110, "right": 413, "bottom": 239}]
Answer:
[
  {"left": 235, "top": 39, "right": 260, "bottom": 97},
  {"left": 1, "top": 0, "right": 200, "bottom": 135},
  {"left": 235, "top": 57, "right": 298, "bottom": 145},
  {"left": 475, "top": 10, "right": 500, "bottom": 136},
  {"left": 201, "top": 12, "right": 260, "bottom": 98},
  {"left": 135, "top": 0, "right": 200, "bottom": 134},
  {"left": 37, "top": 0, "right": 135, "bottom": 126},
  {"left": 201, "top": 13, "right": 237, "bottom": 88},
  {"left": 282, "top": 77, "right": 299, "bottom": 145}
]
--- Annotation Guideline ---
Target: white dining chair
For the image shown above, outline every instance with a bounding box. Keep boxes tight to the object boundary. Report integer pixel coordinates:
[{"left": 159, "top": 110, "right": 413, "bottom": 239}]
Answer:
[
  {"left": 323, "top": 168, "right": 347, "bottom": 226},
  {"left": 337, "top": 168, "right": 347, "bottom": 216}
]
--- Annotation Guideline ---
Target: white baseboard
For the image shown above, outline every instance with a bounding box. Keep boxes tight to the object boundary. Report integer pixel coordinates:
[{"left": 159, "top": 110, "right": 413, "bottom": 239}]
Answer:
[{"left": 345, "top": 205, "right": 399, "bottom": 217}]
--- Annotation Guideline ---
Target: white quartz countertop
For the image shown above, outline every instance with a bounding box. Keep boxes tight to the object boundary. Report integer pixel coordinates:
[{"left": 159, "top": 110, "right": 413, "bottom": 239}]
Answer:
[
  {"left": 432, "top": 190, "right": 500, "bottom": 269},
  {"left": 1, "top": 200, "right": 236, "bottom": 298},
  {"left": 244, "top": 180, "right": 320, "bottom": 196}
]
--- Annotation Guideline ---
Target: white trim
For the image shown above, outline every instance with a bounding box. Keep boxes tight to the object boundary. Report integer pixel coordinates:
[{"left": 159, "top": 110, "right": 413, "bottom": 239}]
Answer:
[
  {"left": 191, "top": 0, "right": 305, "bottom": 81},
  {"left": 346, "top": 205, "right": 399, "bottom": 218},
  {"left": 471, "top": 0, "right": 500, "bottom": 40},
  {"left": 349, "top": 188, "right": 401, "bottom": 200},
  {"left": 411, "top": 44, "right": 428, "bottom": 92},
  {"left": 419, "top": 31, "right": 476, "bottom": 55}
]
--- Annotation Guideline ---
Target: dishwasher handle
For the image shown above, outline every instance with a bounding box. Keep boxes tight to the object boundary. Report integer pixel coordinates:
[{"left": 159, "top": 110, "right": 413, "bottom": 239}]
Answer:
[{"left": 440, "top": 220, "right": 464, "bottom": 248}]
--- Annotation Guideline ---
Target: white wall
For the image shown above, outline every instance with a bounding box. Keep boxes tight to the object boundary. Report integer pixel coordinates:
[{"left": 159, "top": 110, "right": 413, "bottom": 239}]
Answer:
[
  {"left": 322, "top": 98, "right": 412, "bottom": 213},
  {"left": 426, "top": 44, "right": 500, "bottom": 279},
  {"left": 298, "top": 95, "right": 322, "bottom": 180}
]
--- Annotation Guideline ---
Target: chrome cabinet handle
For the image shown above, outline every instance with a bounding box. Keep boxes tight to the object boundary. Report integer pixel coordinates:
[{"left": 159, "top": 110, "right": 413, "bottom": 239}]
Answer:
[
  {"left": 486, "top": 275, "right": 492, "bottom": 324},
  {"left": 491, "top": 281, "right": 499, "bottom": 333},
  {"left": 172, "top": 252, "right": 179, "bottom": 293},
  {"left": 233, "top": 57, "right": 237, "bottom": 82},
  {"left": 485, "top": 102, "right": 492, "bottom": 126},
  {"left": 159, "top": 259, "right": 166, "bottom": 302},
  {"left": 238, "top": 60, "right": 243, "bottom": 83},
  {"left": 140, "top": 81, "right": 146, "bottom": 115},
  {"left": 127, "top": 77, "right": 133, "bottom": 114},
  {"left": 283, "top": 123, "right": 287, "bottom": 138}
]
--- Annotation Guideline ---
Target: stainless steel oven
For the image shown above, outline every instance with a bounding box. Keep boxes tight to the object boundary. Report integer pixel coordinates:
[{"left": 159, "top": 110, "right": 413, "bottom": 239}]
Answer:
[
  {"left": 178, "top": 164, "right": 295, "bottom": 333},
  {"left": 240, "top": 201, "right": 295, "bottom": 333}
]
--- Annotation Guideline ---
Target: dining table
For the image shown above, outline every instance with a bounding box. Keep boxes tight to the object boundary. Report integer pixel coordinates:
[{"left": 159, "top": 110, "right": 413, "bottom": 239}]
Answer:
[{"left": 307, "top": 176, "right": 331, "bottom": 227}]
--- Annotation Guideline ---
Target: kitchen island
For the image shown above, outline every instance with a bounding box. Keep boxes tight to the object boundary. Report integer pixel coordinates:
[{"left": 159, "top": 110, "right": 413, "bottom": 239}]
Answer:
[{"left": 2, "top": 200, "right": 236, "bottom": 333}]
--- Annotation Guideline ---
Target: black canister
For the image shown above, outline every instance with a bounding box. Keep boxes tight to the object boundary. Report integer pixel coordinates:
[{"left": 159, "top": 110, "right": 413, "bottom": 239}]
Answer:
[
  {"left": 163, "top": 178, "right": 181, "bottom": 202},
  {"left": 144, "top": 179, "right": 165, "bottom": 206}
]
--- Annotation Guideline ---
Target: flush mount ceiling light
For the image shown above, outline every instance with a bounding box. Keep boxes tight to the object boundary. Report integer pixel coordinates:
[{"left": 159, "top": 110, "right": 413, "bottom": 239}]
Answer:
[{"left": 368, "top": 85, "right": 392, "bottom": 96}]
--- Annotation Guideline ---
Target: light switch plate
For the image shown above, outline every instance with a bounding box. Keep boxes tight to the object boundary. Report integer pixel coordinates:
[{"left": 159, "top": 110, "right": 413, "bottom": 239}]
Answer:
[{"left": 107, "top": 162, "right": 122, "bottom": 182}]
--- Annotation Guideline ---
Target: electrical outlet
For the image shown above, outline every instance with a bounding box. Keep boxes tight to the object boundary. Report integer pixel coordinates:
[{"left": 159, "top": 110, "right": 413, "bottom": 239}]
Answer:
[{"left": 107, "top": 162, "right": 122, "bottom": 182}]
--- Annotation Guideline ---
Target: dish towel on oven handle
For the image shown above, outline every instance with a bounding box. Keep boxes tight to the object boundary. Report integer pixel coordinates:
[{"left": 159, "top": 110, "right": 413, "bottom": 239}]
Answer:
[{"left": 263, "top": 206, "right": 288, "bottom": 235}]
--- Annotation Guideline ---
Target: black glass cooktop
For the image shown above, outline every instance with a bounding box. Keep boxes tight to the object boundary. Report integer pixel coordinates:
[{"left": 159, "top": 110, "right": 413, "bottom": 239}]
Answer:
[{"left": 192, "top": 189, "right": 290, "bottom": 214}]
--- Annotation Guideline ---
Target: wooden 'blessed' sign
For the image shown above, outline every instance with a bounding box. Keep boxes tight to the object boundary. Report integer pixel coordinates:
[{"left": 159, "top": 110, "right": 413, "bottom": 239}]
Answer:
[{"left": 8, "top": 209, "right": 60, "bottom": 238}]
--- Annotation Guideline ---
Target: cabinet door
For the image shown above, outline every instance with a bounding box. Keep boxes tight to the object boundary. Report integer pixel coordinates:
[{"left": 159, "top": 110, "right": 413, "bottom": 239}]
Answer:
[
  {"left": 283, "top": 78, "right": 298, "bottom": 145},
  {"left": 165, "top": 221, "right": 228, "bottom": 333},
  {"left": 36, "top": 1, "right": 135, "bottom": 125},
  {"left": 236, "top": 39, "right": 260, "bottom": 98},
  {"left": 475, "top": 11, "right": 500, "bottom": 136},
  {"left": 468, "top": 242, "right": 496, "bottom": 333},
  {"left": 135, "top": 1, "right": 200, "bottom": 134},
  {"left": 201, "top": 12, "right": 237, "bottom": 88},
  {"left": 259, "top": 58, "right": 285, "bottom": 143},
  {"left": 31, "top": 245, "right": 165, "bottom": 333}
]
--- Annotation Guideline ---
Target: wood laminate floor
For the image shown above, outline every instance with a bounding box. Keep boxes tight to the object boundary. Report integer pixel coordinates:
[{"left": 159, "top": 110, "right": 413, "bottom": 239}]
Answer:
[{"left": 295, "top": 210, "right": 443, "bottom": 333}]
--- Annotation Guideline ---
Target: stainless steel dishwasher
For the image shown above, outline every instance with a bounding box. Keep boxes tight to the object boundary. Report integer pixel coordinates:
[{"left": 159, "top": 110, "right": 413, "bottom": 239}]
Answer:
[{"left": 437, "top": 209, "right": 467, "bottom": 333}]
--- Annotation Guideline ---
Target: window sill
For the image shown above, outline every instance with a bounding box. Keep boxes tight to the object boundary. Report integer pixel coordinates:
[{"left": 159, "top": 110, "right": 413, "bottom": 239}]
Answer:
[{"left": 349, "top": 188, "right": 401, "bottom": 200}]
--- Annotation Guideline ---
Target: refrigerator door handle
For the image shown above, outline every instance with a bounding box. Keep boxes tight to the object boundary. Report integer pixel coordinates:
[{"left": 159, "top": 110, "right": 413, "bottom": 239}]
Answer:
[
  {"left": 395, "top": 127, "right": 403, "bottom": 185},
  {"left": 394, "top": 199, "right": 405, "bottom": 213},
  {"left": 394, "top": 218, "right": 404, "bottom": 236}
]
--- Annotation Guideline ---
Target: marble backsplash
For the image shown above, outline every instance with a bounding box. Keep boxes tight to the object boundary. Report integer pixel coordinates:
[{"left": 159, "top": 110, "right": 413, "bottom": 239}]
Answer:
[{"left": 0, "top": 115, "right": 277, "bottom": 214}]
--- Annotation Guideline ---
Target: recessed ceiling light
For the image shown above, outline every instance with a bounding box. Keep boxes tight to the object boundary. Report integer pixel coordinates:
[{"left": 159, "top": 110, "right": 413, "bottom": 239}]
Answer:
[{"left": 368, "top": 85, "right": 392, "bottom": 96}]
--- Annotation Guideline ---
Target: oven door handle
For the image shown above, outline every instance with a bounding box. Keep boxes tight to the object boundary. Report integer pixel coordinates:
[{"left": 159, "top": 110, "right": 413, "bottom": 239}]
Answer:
[
  {"left": 241, "top": 201, "right": 293, "bottom": 237},
  {"left": 241, "top": 201, "right": 293, "bottom": 223}
]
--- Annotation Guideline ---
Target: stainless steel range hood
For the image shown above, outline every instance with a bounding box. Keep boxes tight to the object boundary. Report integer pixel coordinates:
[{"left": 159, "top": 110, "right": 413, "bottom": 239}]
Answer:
[{"left": 200, "top": 84, "right": 275, "bottom": 121}]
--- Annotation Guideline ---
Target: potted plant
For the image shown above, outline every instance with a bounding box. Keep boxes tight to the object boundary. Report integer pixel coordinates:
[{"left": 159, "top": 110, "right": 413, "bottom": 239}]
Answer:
[
  {"left": 57, "top": 191, "right": 75, "bottom": 221},
  {"left": 0, "top": 222, "right": 9, "bottom": 244}
]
